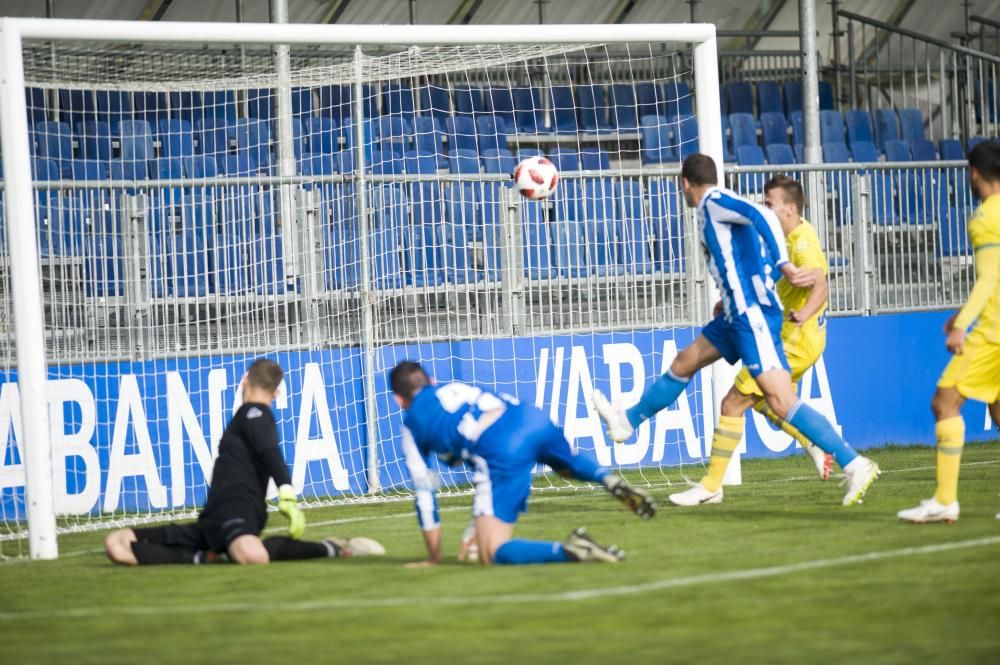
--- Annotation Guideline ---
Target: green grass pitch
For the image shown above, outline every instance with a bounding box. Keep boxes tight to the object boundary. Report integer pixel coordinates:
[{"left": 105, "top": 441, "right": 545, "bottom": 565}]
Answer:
[{"left": 1, "top": 442, "right": 998, "bottom": 665}]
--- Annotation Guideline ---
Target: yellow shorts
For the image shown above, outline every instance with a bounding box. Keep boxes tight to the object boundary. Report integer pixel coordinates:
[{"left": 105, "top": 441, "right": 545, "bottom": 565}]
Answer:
[
  {"left": 734, "top": 325, "right": 825, "bottom": 398},
  {"left": 938, "top": 329, "right": 1000, "bottom": 403}
]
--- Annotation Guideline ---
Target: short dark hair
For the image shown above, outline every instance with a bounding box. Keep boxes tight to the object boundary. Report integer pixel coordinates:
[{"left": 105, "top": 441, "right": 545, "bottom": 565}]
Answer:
[
  {"left": 764, "top": 174, "right": 805, "bottom": 212},
  {"left": 246, "top": 358, "right": 283, "bottom": 392},
  {"left": 681, "top": 153, "right": 718, "bottom": 186},
  {"left": 969, "top": 139, "right": 1000, "bottom": 181},
  {"left": 389, "top": 361, "right": 430, "bottom": 401}
]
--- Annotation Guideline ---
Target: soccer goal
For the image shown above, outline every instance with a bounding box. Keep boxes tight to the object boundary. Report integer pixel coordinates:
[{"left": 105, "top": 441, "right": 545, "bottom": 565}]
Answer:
[{"left": 0, "top": 18, "right": 725, "bottom": 559}]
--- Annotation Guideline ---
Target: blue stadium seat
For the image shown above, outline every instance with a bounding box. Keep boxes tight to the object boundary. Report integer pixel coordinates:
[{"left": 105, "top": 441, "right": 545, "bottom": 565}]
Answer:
[
  {"left": 69, "top": 159, "right": 106, "bottom": 181},
  {"left": 58, "top": 89, "right": 94, "bottom": 129},
  {"left": 822, "top": 142, "right": 850, "bottom": 163},
  {"left": 649, "top": 179, "right": 684, "bottom": 273},
  {"left": 476, "top": 116, "right": 508, "bottom": 152},
  {"left": 874, "top": 109, "right": 900, "bottom": 150},
  {"left": 549, "top": 85, "right": 578, "bottom": 133},
  {"left": 383, "top": 82, "right": 415, "bottom": 118},
  {"left": 818, "top": 80, "right": 835, "bottom": 110},
  {"left": 377, "top": 115, "right": 413, "bottom": 147},
  {"left": 218, "top": 153, "right": 256, "bottom": 176},
  {"left": 736, "top": 145, "right": 765, "bottom": 165},
  {"left": 548, "top": 147, "right": 580, "bottom": 172},
  {"left": 76, "top": 121, "right": 112, "bottom": 161},
  {"left": 318, "top": 84, "right": 376, "bottom": 123},
  {"left": 448, "top": 149, "right": 480, "bottom": 174},
  {"left": 577, "top": 84, "right": 612, "bottom": 133},
  {"left": 31, "top": 157, "right": 60, "bottom": 182},
  {"left": 443, "top": 115, "right": 479, "bottom": 153},
  {"left": 201, "top": 91, "right": 237, "bottom": 121},
  {"left": 819, "top": 110, "right": 846, "bottom": 145},
  {"left": 169, "top": 91, "right": 202, "bottom": 124},
  {"left": 233, "top": 119, "right": 271, "bottom": 172},
  {"left": 720, "top": 116, "right": 737, "bottom": 162},
  {"left": 34, "top": 121, "right": 74, "bottom": 173},
  {"left": 548, "top": 179, "right": 585, "bottom": 277},
  {"left": 323, "top": 184, "right": 360, "bottom": 289},
  {"left": 909, "top": 138, "right": 937, "bottom": 161},
  {"left": 512, "top": 86, "right": 544, "bottom": 133},
  {"left": 767, "top": 143, "right": 797, "bottom": 165},
  {"left": 726, "top": 81, "right": 754, "bottom": 115},
  {"left": 370, "top": 148, "right": 404, "bottom": 175},
  {"left": 518, "top": 148, "right": 543, "bottom": 161},
  {"left": 158, "top": 119, "right": 195, "bottom": 158},
  {"left": 884, "top": 139, "right": 912, "bottom": 162},
  {"left": 580, "top": 178, "right": 623, "bottom": 276},
  {"left": 247, "top": 89, "right": 274, "bottom": 121},
  {"left": 248, "top": 191, "right": 290, "bottom": 295},
  {"left": 789, "top": 111, "right": 804, "bottom": 145},
  {"left": 299, "top": 153, "right": 336, "bottom": 178},
  {"left": 110, "top": 158, "right": 149, "bottom": 181},
  {"left": 794, "top": 144, "right": 804, "bottom": 163},
  {"left": 870, "top": 172, "right": 898, "bottom": 225},
  {"left": 845, "top": 109, "right": 874, "bottom": 144},
  {"left": 303, "top": 116, "right": 339, "bottom": 155},
  {"left": 93, "top": 90, "right": 129, "bottom": 129},
  {"left": 640, "top": 119, "right": 676, "bottom": 164},
  {"left": 939, "top": 138, "right": 965, "bottom": 160},
  {"left": 736, "top": 145, "right": 766, "bottom": 193},
  {"left": 25, "top": 87, "right": 47, "bottom": 125},
  {"left": 443, "top": 184, "right": 486, "bottom": 283},
  {"left": 518, "top": 190, "right": 554, "bottom": 279},
  {"left": 196, "top": 117, "right": 233, "bottom": 158},
  {"left": 615, "top": 180, "right": 654, "bottom": 275},
  {"left": 760, "top": 112, "right": 789, "bottom": 146},
  {"left": 484, "top": 86, "right": 516, "bottom": 133},
  {"left": 291, "top": 87, "right": 314, "bottom": 119},
  {"left": 335, "top": 151, "right": 354, "bottom": 174},
  {"left": 417, "top": 84, "right": 451, "bottom": 120},
  {"left": 185, "top": 155, "right": 218, "bottom": 179},
  {"left": 482, "top": 148, "right": 515, "bottom": 174},
  {"left": 403, "top": 150, "right": 438, "bottom": 175},
  {"left": 579, "top": 147, "right": 611, "bottom": 171},
  {"left": 405, "top": 181, "right": 444, "bottom": 287},
  {"left": 938, "top": 208, "right": 971, "bottom": 257},
  {"left": 661, "top": 81, "right": 692, "bottom": 120},
  {"left": 454, "top": 85, "right": 485, "bottom": 117},
  {"left": 118, "top": 120, "right": 155, "bottom": 163},
  {"left": 412, "top": 116, "right": 447, "bottom": 169},
  {"left": 675, "top": 115, "right": 699, "bottom": 158},
  {"left": 968, "top": 136, "right": 987, "bottom": 152},
  {"left": 608, "top": 83, "right": 639, "bottom": 131},
  {"left": 728, "top": 113, "right": 757, "bottom": 148},
  {"left": 757, "top": 81, "right": 783, "bottom": 115},
  {"left": 899, "top": 108, "right": 925, "bottom": 141},
  {"left": 783, "top": 81, "right": 803, "bottom": 115},
  {"left": 850, "top": 141, "right": 880, "bottom": 163},
  {"left": 634, "top": 83, "right": 659, "bottom": 121}
]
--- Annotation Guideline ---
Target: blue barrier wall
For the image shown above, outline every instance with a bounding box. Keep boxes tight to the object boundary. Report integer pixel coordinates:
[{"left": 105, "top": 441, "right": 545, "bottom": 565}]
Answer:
[{"left": 0, "top": 310, "right": 995, "bottom": 519}]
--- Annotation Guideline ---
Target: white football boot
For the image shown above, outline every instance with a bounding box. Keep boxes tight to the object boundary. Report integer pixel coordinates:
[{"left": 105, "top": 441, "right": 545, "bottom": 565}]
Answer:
[
  {"left": 897, "top": 498, "right": 960, "bottom": 524},
  {"left": 591, "top": 390, "right": 634, "bottom": 443},
  {"left": 668, "top": 482, "right": 724, "bottom": 506},
  {"left": 325, "top": 536, "right": 387, "bottom": 557},
  {"left": 841, "top": 456, "right": 881, "bottom": 506},
  {"left": 805, "top": 444, "right": 834, "bottom": 481}
]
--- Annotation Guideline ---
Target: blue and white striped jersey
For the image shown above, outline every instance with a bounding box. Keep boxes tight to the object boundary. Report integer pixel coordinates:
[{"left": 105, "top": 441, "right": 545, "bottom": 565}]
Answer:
[
  {"left": 698, "top": 186, "right": 790, "bottom": 319},
  {"left": 400, "top": 382, "right": 510, "bottom": 530}
]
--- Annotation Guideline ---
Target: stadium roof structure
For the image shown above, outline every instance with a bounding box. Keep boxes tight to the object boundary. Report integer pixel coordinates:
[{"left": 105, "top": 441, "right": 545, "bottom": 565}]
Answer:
[{"left": 2, "top": 0, "right": 999, "bottom": 66}]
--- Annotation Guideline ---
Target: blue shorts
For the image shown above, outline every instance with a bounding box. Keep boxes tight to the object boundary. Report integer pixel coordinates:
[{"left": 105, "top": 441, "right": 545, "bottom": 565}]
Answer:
[
  {"left": 702, "top": 304, "right": 790, "bottom": 378},
  {"left": 470, "top": 404, "right": 587, "bottom": 524}
]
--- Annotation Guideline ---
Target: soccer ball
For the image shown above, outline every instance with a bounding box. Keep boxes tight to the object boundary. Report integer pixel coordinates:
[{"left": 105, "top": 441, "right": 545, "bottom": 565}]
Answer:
[{"left": 513, "top": 156, "right": 558, "bottom": 200}]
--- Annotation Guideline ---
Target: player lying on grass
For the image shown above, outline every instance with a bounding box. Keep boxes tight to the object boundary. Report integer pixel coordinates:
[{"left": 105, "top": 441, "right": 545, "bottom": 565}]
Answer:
[
  {"left": 390, "top": 361, "right": 655, "bottom": 566},
  {"left": 899, "top": 140, "right": 1000, "bottom": 524},
  {"left": 669, "top": 174, "right": 833, "bottom": 506},
  {"left": 593, "top": 154, "right": 880, "bottom": 507},
  {"left": 105, "top": 358, "right": 384, "bottom": 565}
]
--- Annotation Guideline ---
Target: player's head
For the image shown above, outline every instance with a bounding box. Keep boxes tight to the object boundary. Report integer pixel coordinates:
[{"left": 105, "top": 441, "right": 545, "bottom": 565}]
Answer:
[
  {"left": 244, "top": 358, "right": 283, "bottom": 403},
  {"left": 390, "top": 361, "right": 431, "bottom": 409},
  {"left": 681, "top": 154, "right": 718, "bottom": 206},
  {"left": 764, "top": 174, "right": 805, "bottom": 229},
  {"left": 968, "top": 139, "right": 1000, "bottom": 201}
]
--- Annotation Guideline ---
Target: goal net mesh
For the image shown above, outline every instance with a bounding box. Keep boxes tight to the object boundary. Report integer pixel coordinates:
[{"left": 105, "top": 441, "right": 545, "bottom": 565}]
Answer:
[{"left": 1, "top": 37, "right": 715, "bottom": 553}]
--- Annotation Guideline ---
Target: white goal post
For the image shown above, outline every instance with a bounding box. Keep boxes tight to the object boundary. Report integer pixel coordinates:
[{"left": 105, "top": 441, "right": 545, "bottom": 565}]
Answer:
[{"left": 0, "top": 17, "right": 725, "bottom": 560}]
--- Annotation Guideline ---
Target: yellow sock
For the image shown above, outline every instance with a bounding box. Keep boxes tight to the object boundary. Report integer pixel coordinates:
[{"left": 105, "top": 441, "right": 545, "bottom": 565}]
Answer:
[
  {"left": 934, "top": 416, "right": 964, "bottom": 505},
  {"left": 753, "top": 400, "right": 813, "bottom": 449},
  {"left": 701, "top": 415, "right": 745, "bottom": 493}
]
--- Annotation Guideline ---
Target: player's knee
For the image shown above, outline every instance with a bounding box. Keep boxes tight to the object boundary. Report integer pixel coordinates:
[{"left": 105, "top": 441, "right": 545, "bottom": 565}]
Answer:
[
  {"left": 931, "top": 389, "right": 962, "bottom": 420},
  {"left": 765, "top": 393, "right": 797, "bottom": 420},
  {"left": 669, "top": 350, "right": 697, "bottom": 379},
  {"left": 720, "top": 389, "right": 750, "bottom": 417},
  {"left": 229, "top": 536, "right": 270, "bottom": 565}
]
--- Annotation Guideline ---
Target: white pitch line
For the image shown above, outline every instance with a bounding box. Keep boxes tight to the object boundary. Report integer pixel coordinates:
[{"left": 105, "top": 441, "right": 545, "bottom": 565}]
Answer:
[{"left": 1, "top": 535, "right": 998, "bottom": 621}]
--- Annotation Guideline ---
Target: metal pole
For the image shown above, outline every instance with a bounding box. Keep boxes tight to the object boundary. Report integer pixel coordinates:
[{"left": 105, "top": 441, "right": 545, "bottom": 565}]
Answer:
[
  {"left": 830, "top": 0, "right": 842, "bottom": 105},
  {"left": 269, "top": 0, "right": 297, "bottom": 285},
  {"left": 408, "top": 0, "right": 417, "bottom": 24},
  {"left": 353, "top": 46, "right": 380, "bottom": 495},
  {"left": 800, "top": 0, "right": 822, "bottom": 165},
  {"left": 0, "top": 20, "right": 59, "bottom": 559},
  {"left": 236, "top": 0, "right": 246, "bottom": 74},
  {"left": 688, "top": 0, "right": 698, "bottom": 23},
  {"left": 535, "top": 0, "right": 546, "bottom": 24}
]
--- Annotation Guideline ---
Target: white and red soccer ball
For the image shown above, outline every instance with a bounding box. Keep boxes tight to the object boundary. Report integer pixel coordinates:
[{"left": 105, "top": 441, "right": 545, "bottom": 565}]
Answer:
[{"left": 513, "top": 156, "right": 559, "bottom": 200}]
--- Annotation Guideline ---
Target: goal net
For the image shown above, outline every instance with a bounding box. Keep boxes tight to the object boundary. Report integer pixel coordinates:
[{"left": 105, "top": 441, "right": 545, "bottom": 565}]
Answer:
[{"left": 0, "top": 21, "right": 724, "bottom": 558}]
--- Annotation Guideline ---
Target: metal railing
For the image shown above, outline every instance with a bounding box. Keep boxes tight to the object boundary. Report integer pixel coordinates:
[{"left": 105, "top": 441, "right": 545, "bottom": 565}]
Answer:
[{"left": 838, "top": 10, "right": 1000, "bottom": 143}]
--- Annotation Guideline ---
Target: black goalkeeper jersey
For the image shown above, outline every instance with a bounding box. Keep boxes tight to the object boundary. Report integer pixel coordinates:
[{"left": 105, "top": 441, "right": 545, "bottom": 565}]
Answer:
[{"left": 200, "top": 402, "right": 292, "bottom": 521}]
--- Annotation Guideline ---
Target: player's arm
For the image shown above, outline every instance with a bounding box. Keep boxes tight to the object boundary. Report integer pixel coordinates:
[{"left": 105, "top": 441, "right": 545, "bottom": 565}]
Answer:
[
  {"left": 246, "top": 410, "right": 305, "bottom": 538},
  {"left": 947, "top": 245, "right": 1000, "bottom": 353},
  {"left": 401, "top": 426, "right": 442, "bottom": 566},
  {"left": 709, "top": 195, "right": 804, "bottom": 284},
  {"left": 789, "top": 271, "right": 828, "bottom": 324}
]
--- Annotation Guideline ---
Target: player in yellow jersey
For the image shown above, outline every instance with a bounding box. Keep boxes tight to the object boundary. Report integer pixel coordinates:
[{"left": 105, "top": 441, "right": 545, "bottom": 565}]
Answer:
[
  {"left": 670, "top": 174, "right": 835, "bottom": 506},
  {"left": 899, "top": 140, "right": 1000, "bottom": 523}
]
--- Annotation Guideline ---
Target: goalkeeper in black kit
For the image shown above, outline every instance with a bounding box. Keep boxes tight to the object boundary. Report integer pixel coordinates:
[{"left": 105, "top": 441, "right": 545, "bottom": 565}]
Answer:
[{"left": 104, "top": 358, "right": 384, "bottom": 565}]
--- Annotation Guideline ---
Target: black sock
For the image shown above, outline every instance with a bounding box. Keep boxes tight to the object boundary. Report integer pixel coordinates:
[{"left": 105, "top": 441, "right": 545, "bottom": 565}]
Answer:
[
  {"left": 263, "top": 536, "right": 335, "bottom": 561},
  {"left": 131, "top": 542, "right": 197, "bottom": 565}
]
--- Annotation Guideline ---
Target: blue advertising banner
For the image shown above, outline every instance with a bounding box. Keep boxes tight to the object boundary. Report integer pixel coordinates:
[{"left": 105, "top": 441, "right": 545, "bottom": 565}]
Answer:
[{"left": 0, "top": 310, "right": 995, "bottom": 520}]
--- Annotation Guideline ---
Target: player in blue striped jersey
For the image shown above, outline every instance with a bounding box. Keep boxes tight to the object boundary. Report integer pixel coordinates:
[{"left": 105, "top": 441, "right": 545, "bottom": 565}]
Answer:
[
  {"left": 390, "top": 361, "right": 655, "bottom": 567},
  {"left": 593, "top": 154, "right": 881, "bottom": 506}
]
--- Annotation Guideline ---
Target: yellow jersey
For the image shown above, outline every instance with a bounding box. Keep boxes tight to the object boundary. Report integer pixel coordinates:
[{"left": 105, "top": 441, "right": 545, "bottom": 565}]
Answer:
[
  {"left": 954, "top": 194, "right": 1000, "bottom": 343},
  {"left": 776, "top": 219, "right": 828, "bottom": 336}
]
